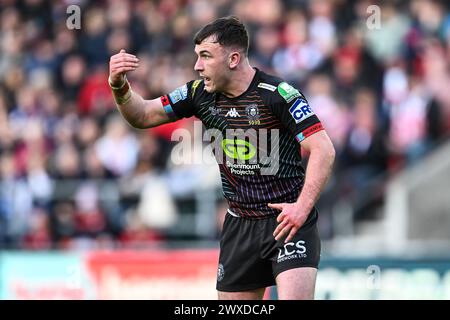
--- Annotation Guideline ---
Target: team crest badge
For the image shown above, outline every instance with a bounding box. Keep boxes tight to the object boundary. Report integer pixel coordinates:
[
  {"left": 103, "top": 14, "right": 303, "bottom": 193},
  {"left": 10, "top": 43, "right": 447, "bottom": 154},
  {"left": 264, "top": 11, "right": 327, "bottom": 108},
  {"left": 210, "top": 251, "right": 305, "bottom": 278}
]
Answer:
[
  {"left": 217, "top": 264, "right": 225, "bottom": 282},
  {"left": 246, "top": 104, "right": 260, "bottom": 125}
]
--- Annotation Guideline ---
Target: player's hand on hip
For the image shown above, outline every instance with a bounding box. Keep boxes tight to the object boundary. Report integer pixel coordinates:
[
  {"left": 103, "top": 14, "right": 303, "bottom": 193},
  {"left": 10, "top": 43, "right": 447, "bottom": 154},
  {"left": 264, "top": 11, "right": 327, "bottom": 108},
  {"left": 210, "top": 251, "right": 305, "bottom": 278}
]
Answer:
[
  {"left": 268, "top": 203, "right": 308, "bottom": 243},
  {"left": 109, "top": 49, "right": 139, "bottom": 86}
]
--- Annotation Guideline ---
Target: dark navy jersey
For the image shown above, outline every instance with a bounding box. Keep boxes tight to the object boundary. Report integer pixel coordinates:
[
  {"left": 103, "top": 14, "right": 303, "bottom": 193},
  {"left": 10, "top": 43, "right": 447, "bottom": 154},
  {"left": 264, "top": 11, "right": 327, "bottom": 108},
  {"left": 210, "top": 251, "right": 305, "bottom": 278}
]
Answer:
[{"left": 160, "top": 68, "right": 324, "bottom": 218}]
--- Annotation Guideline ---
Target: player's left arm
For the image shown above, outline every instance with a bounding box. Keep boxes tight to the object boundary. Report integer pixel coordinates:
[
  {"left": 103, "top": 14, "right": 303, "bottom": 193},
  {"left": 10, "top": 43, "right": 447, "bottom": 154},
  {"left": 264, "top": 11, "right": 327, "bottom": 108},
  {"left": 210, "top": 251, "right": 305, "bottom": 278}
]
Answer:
[{"left": 270, "top": 130, "right": 335, "bottom": 242}]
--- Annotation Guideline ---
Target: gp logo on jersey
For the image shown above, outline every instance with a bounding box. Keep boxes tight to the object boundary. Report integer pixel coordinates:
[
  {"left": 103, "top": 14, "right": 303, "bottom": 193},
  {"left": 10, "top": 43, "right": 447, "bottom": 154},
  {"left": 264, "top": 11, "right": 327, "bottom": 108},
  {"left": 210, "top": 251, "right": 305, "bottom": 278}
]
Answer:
[
  {"left": 222, "top": 139, "right": 256, "bottom": 160},
  {"left": 289, "top": 98, "right": 315, "bottom": 124},
  {"left": 169, "top": 84, "right": 188, "bottom": 104}
]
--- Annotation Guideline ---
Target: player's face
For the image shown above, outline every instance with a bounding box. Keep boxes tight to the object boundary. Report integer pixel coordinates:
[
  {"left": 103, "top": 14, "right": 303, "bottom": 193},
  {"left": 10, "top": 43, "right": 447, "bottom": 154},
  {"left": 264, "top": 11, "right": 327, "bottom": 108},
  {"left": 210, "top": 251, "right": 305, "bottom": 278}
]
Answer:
[{"left": 194, "top": 37, "right": 230, "bottom": 93}]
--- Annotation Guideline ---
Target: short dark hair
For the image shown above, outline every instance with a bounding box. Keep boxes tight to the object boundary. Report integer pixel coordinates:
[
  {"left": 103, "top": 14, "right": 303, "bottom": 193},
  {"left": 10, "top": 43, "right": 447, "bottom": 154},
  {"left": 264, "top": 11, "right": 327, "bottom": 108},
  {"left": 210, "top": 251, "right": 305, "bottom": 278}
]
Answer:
[{"left": 194, "top": 16, "right": 249, "bottom": 56}]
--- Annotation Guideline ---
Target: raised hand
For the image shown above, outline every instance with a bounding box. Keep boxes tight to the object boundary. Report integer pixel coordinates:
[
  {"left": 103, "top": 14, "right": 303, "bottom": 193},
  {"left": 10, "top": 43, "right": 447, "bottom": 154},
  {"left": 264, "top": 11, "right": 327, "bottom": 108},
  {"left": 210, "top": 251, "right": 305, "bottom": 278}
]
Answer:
[{"left": 108, "top": 49, "right": 139, "bottom": 87}]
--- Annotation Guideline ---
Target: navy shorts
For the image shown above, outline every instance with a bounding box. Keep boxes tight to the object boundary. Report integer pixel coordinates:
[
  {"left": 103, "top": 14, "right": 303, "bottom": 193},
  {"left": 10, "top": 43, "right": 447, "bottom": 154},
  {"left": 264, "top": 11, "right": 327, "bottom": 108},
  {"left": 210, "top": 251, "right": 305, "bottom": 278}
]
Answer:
[{"left": 216, "top": 208, "right": 321, "bottom": 292}]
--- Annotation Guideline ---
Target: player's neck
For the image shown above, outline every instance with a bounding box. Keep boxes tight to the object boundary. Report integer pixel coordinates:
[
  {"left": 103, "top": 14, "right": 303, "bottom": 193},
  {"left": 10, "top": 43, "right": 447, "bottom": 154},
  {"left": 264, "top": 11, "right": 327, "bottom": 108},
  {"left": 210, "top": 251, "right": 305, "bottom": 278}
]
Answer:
[{"left": 222, "top": 64, "right": 256, "bottom": 98}]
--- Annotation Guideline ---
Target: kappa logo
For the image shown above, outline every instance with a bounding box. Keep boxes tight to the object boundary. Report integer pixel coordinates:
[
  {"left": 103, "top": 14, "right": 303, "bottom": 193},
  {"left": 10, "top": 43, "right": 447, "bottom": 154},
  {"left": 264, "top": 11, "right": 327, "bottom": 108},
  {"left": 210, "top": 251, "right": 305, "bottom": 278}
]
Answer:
[{"left": 225, "top": 107, "right": 241, "bottom": 118}]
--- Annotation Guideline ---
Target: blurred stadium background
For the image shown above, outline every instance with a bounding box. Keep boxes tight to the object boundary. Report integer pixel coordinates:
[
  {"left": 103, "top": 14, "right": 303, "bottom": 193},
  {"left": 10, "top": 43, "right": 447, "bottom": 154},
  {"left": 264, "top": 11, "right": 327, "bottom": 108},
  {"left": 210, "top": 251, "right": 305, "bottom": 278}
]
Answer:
[{"left": 1, "top": 0, "right": 450, "bottom": 299}]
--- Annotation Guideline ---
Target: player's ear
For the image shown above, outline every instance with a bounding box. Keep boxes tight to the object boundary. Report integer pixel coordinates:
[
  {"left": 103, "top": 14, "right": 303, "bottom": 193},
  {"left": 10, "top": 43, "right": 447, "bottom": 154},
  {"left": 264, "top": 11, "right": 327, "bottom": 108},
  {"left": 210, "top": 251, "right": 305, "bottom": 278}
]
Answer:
[{"left": 228, "top": 51, "right": 240, "bottom": 69}]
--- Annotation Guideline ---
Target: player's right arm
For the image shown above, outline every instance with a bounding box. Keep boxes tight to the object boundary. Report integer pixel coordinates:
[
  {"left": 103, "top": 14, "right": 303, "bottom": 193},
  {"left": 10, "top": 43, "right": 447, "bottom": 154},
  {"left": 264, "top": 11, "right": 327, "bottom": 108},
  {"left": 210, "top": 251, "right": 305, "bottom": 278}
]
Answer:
[{"left": 109, "top": 49, "right": 172, "bottom": 129}]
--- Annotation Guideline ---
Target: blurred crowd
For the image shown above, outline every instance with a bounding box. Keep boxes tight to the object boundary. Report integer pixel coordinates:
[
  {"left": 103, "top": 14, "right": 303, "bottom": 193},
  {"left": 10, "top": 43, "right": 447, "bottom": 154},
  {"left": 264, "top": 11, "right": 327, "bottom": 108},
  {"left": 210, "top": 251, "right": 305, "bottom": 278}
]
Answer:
[{"left": 1, "top": 0, "right": 450, "bottom": 249}]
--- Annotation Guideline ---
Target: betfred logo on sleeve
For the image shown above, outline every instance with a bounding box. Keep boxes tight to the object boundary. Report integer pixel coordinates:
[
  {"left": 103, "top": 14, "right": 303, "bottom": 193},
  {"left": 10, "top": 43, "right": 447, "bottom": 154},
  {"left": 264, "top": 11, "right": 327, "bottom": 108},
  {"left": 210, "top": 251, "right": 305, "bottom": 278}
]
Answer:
[
  {"left": 277, "top": 82, "right": 301, "bottom": 103},
  {"left": 289, "top": 98, "right": 315, "bottom": 124}
]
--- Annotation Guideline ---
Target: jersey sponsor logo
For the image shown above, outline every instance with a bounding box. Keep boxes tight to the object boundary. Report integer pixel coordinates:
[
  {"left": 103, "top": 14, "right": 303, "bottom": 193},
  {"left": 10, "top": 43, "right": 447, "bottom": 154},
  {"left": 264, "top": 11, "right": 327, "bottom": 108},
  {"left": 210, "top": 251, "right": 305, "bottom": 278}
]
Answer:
[
  {"left": 222, "top": 139, "right": 256, "bottom": 161},
  {"left": 225, "top": 107, "right": 241, "bottom": 118},
  {"left": 278, "top": 82, "right": 301, "bottom": 103},
  {"left": 226, "top": 161, "right": 261, "bottom": 176},
  {"left": 258, "top": 82, "right": 277, "bottom": 91},
  {"left": 277, "top": 240, "right": 307, "bottom": 263},
  {"left": 289, "top": 98, "right": 314, "bottom": 124},
  {"left": 169, "top": 84, "right": 188, "bottom": 104},
  {"left": 200, "top": 100, "right": 221, "bottom": 115},
  {"left": 209, "top": 106, "right": 221, "bottom": 116}
]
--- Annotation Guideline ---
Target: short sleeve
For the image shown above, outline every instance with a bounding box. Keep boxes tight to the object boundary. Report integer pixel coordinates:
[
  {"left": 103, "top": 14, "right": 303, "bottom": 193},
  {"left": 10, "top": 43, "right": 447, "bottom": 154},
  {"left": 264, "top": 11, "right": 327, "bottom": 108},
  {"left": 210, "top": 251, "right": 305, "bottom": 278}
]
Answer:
[
  {"left": 271, "top": 82, "right": 324, "bottom": 143},
  {"left": 160, "top": 80, "right": 200, "bottom": 119}
]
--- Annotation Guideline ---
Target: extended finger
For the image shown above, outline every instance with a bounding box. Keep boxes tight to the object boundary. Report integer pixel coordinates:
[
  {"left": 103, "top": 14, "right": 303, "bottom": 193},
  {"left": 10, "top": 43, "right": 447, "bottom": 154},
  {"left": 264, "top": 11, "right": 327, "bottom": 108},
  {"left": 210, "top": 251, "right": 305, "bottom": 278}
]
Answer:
[
  {"left": 111, "top": 56, "right": 139, "bottom": 64},
  {"left": 118, "top": 49, "right": 133, "bottom": 58},
  {"left": 285, "top": 226, "right": 298, "bottom": 243},
  {"left": 112, "top": 51, "right": 139, "bottom": 59},
  {"left": 273, "top": 220, "right": 288, "bottom": 237},
  {"left": 268, "top": 203, "right": 284, "bottom": 210},
  {"left": 274, "top": 224, "right": 291, "bottom": 241},
  {"left": 276, "top": 212, "right": 286, "bottom": 223},
  {"left": 111, "top": 61, "right": 139, "bottom": 69},
  {"left": 113, "top": 66, "right": 138, "bottom": 74}
]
